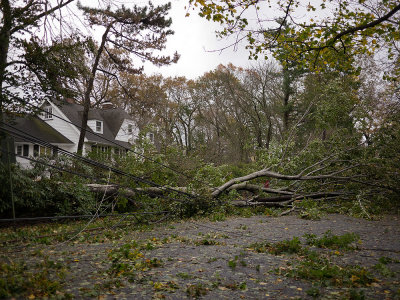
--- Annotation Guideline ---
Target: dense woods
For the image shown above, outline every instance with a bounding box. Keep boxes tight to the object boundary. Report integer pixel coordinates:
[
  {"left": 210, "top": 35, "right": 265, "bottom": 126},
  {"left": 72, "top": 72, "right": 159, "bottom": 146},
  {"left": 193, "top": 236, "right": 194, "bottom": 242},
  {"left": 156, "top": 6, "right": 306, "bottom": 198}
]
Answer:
[{"left": 0, "top": 0, "right": 399, "bottom": 219}]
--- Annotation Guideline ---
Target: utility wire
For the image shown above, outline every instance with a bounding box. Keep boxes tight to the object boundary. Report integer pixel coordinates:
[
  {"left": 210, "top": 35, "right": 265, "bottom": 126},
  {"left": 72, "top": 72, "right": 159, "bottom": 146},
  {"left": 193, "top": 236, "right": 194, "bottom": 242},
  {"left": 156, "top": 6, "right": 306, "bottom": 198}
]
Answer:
[
  {"left": 0, "top": 211, "right": 169, "bottom": 223},
  {"left": 0, "top": 145, "right": 190, "bottom": 210},
  {"left": 12, "top": 98, "right": 214, "bottom": 190},
  {"left": 0, "top": 122, "right": 197, "bottom": 199}
]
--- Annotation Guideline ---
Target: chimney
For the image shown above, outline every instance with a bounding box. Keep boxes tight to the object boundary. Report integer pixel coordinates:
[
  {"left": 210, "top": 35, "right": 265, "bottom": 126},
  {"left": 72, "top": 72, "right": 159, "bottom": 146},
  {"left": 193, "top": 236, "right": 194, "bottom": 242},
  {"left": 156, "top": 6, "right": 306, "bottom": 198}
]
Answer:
[{"left": 101, "top": 102, "right": 114, "bottom": 110}]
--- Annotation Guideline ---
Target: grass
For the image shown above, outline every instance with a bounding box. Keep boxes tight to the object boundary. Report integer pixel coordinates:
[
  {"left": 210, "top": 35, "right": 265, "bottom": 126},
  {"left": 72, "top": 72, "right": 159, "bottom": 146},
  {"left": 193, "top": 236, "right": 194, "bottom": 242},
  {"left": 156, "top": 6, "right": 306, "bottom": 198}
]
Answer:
[
  {"left": 250, "top": 232, "right": 379, "bottom": 291},
  {"left": 0, "top": 216, "right": 155, "bottom": 246},
  {"left": 304, "top": 230, "right": 360, "bottom": 250},
  {"left": 0, "top": 259, "right": 69, "bottom": 299},
  {"left": 107, "top": 241, "right": 163, "bottom": 282},
  {"left": 1, "top": 209, "right": 397, "bottom": 299},
  {"left": 176, "top": 272, "right": 193, "bottom": 279},
  {"left": 249, "top": 237, "right": 302, "bottom": 255},
  {"left": 287, "top": 252, "right": 376, "bottom": 287},
  {"left": 373, "top": 256, "right": 399, "bottom": 278},
  {"left": 186, "top": 283, "right": 208, "bottom": 298}
]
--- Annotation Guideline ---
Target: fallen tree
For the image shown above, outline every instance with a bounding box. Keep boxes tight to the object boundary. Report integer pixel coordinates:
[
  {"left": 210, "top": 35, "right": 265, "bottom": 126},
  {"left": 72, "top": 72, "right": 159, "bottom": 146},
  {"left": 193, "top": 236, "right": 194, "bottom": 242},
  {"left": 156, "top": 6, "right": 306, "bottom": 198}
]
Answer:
[{"left": 85, "top": 157, "right": 362, "bottom": 208}]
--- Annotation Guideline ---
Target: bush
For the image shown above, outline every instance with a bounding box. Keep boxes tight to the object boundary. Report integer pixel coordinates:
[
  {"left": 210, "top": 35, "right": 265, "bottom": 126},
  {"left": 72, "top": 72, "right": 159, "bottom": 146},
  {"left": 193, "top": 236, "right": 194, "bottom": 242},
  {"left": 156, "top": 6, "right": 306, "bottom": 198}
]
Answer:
[{"left": 0, "top": 160, "right": 96, "bottom": 218}]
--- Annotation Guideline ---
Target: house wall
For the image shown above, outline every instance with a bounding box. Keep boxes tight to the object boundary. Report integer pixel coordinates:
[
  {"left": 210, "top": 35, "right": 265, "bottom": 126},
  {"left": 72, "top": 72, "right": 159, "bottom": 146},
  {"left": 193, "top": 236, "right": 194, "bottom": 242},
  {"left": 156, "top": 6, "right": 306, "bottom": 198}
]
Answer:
[
  {"left": 39, "top": 101, "right": 89, "bottom": 155},
  {"left": 87, "top": 120, "right": 103, "bottom": 134},
  {"left": 14, "top": 142, "right": 32, "bottom": 168},
  {"left": 14, "top": 142, "right": 74, "bottom": 169},
  {"left": 115, "top": 119, "right": 138, "bottom": 143}
]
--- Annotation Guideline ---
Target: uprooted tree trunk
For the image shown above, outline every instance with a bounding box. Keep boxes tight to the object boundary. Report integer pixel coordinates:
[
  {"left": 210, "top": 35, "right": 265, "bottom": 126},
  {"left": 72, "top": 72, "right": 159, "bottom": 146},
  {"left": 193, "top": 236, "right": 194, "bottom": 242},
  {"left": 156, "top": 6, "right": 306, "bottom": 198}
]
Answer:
[{"left": 85, "top": 158, "right": 364, "bottom": 208}]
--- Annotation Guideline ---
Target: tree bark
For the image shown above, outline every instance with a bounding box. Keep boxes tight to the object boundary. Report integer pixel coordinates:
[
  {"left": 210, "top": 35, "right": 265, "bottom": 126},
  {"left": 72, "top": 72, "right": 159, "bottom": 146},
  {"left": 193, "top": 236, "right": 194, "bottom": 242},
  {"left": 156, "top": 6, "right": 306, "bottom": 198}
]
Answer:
[
  {"left": 0, "top": 0, "right": 12, "bottom": 117},
  {"left": 77, "top": 24, "right": 112, "bottom": 155}
]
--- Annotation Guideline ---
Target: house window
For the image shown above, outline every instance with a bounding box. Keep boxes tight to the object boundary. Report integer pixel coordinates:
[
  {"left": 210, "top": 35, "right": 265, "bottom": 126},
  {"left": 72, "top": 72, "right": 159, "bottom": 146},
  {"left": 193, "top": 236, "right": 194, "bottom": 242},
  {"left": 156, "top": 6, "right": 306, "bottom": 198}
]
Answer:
[
  {"left": 91, "top": 145, "right": 111, "bottom": 158},
  {"left": 41, "top": 146, "right": 52, "bottom": 156},
  {"left": 33, "top": 144, "right": 39, "bottom": 157},
  {"left": 44, "top": 106, "right": 53, "bottom": 119},
  {"left": 53, "top": 146, "right": 58, "bottom": 157},
  {"left": 23, "top": 144, "right": 29, "bottom": 157},
  {"left": 96, "top": 121, "right": 102, "bottom": 133},
  {"left": 128, "top": 124, "right": 133, "bottom": 134},
  {"left": 16, "top": 145, "right": 22, "bottom": 156}
]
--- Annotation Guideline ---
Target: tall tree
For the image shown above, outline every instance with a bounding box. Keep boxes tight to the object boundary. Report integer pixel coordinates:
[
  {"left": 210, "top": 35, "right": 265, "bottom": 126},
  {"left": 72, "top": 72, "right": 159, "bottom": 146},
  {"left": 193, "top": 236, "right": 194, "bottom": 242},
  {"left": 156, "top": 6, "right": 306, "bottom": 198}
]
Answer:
[
  {"left": 235, "top": 62, "right": 281, "bottom": 149},
  {"left": 163, "top": 77, "right": 199, "bottom": 154},
  {"left": 190, "top": 0, "right": 400, "bottom": 74},
  {"left": 0, "top": 0, "right": 79, "bottom": 113},
  {"left": 76, "top": 2, "right": 179, "bottom": 154}
]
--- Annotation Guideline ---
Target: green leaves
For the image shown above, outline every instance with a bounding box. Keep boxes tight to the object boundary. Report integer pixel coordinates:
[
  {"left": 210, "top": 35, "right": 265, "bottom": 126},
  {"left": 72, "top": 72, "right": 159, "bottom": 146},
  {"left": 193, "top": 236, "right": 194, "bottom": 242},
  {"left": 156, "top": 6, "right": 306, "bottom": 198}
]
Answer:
[{"left": 191, "top": 0, "right": 400, "bottom": 74}]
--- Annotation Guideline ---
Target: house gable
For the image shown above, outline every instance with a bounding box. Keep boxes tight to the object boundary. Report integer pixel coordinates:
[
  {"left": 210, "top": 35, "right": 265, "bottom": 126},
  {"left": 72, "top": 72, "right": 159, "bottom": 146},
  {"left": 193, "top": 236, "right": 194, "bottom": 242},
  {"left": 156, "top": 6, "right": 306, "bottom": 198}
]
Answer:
[
  {"left": 115, "top": 119, "right": 138, "bottom": 143},
  {"left": 38, "top": 99, "right": 134, "bottom": 153},
  {"left": 39, "top": 100, "right": 87, "bottom": 152}
]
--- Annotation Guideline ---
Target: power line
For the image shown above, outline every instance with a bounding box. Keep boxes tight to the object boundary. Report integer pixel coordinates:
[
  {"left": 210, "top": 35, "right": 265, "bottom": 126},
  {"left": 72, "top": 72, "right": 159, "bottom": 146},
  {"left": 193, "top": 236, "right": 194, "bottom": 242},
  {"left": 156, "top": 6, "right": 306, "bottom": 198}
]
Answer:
[
  {"left": 0, "top": 145, "right": 190, "bottom": 209},
  {"left": 12, "top": 98, "right": 213, "bottom": 190},
  {"left": 0, "top": 122, "right": 197, "bottom": 199},
  {"left": 0, "top": 211, "right": 169, "bottom": 223}
]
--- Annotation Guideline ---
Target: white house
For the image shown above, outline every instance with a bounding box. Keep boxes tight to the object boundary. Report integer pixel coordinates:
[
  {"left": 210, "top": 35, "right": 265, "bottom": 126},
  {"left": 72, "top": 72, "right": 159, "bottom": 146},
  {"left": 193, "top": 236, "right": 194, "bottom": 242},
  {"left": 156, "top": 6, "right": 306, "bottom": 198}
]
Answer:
[{"left": 6, "top": 99, "right": 139, "bottom": 168}]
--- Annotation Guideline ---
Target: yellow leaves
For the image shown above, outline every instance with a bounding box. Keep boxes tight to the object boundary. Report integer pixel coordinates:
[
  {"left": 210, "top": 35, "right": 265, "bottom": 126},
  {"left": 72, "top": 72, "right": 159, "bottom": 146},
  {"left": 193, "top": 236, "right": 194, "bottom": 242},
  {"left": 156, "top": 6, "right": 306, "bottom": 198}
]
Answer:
[
  {"left": 28, "top": 294, "right": 35, "bottom": 299},
  {"left": 153, "top": 281, "right": 166, "bottom": 290},
  {"left": 351, "top": 274, "right": 360, "bottom": 283},
  {"left": 361, "top": 38, "right": 368, "bottom": 46},
  {"left": 371, "top": 282, "right": 381, "bottom": 287}
]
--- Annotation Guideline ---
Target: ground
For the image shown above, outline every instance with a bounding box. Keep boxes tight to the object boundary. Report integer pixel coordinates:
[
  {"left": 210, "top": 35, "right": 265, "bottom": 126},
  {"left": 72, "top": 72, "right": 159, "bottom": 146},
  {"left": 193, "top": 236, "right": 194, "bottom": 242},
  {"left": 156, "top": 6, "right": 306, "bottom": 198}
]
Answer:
[{"left": 1, "top": 213, "right": 400, "bottom": 299}]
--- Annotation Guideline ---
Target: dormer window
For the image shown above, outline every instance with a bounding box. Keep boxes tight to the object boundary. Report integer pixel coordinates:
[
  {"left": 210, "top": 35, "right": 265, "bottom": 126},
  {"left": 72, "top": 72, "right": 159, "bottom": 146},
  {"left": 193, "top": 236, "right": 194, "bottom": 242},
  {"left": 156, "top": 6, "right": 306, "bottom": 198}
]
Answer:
[
  {"left": 95, "top": 121, "right": 103, "bottom": 133},
  {"left": 44, "top": 106, "right": 52, "bottom": 119}
]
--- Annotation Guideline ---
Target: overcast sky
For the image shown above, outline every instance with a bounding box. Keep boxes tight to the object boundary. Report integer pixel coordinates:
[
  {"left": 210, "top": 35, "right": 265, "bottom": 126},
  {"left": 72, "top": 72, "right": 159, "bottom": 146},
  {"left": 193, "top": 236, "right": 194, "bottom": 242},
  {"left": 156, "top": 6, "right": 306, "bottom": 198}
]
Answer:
[{"left": 142, "top": 0, "right": 252, "bottom": 79}]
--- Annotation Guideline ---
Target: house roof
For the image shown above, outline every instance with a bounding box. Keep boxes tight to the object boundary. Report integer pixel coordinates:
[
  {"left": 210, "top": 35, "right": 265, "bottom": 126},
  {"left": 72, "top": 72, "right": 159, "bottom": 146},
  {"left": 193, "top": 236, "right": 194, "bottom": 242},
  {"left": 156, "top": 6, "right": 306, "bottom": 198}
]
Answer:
[
  {"left": 3, "top": 115, "right": 73, "bottom": 144},
  {"left": 52, "top": 99, "right": 133, "bottom": 148}
]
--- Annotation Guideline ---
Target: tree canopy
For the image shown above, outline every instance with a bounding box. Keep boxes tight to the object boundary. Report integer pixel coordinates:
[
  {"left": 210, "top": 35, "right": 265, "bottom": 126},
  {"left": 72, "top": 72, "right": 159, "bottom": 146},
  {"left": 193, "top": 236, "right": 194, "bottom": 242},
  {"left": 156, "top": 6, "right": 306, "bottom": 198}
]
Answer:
[
  {"left": 0, "top": 0, "right": 80, "bottom": 113},
  {"left": 74, "top": 2, "right": 179, "bottom": 153},
  {"left": 189, "top": 0, "right": 400, "bottom": 75}
]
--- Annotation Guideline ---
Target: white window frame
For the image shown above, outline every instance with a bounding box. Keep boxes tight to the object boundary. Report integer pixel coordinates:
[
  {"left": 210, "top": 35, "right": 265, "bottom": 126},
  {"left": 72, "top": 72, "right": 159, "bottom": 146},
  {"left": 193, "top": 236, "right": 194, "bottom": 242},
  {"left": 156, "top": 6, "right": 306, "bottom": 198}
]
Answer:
[
  {"left": 127, "top": 123, "right": 133, "bottom": 134},
  {"left": 44, "top": 106, "right": 53, "bottom": 119},
  {"left": 16, "top": 145, "right": 22, "bottom": 156},
  {"left": 23, "top": 144, "right": 29, "bottom": 157},
  {"left": 95, "top": 120, "right": 103, "bottom": 133}
]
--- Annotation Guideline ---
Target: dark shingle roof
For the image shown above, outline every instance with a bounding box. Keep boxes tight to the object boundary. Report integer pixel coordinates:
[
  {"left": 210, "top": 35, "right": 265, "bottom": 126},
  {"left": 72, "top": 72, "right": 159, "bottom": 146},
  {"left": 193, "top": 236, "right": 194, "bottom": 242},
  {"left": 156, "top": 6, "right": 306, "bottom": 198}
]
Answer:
[
  {"left": 3, "top": 115, "right": 73, "bottom": 144},
  {"left": 87, "top": 110, "right": 104, "bottom": 121},
  {"left": 54, "top": 100, "right": 133, "bottom": 148}
]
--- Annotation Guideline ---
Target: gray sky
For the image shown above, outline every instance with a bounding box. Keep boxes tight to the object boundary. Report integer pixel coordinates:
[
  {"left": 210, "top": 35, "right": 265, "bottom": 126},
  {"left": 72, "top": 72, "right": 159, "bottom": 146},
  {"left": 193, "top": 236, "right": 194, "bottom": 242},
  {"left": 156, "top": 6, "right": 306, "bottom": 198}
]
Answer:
[{"left": 142, "top": 0, "right": 252, "bottom": 79}]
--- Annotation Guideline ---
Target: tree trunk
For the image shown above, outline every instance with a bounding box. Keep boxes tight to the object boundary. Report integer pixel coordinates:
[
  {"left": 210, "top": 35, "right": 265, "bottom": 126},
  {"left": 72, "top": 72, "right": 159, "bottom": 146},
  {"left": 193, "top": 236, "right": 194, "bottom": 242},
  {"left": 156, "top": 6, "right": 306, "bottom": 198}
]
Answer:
[
  {"left": 282, "top": 69, "right": 289, "bottom": 132},
  {"left": 0, "top": 0, "right": 11, "bottom": 118},
  {"left": 77, "top": 24, "right": 112, "bottom": 155}
]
